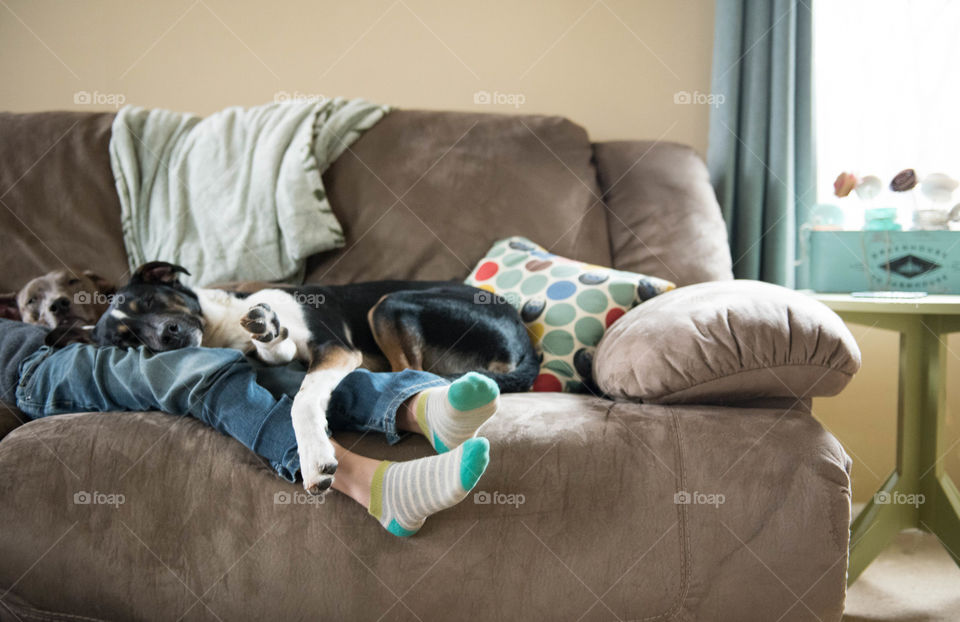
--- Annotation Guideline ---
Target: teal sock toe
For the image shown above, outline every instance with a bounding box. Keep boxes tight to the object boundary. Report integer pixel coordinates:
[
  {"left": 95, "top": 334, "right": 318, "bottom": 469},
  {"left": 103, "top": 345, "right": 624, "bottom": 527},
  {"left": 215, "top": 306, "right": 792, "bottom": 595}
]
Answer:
[
  {"left": 432, "top": 432, "right": 450, "bottom": 454},
  {"left": 387, "top": 518, "right": 419, "bottom": 537},
  {"left": 459, "top": 437, "right": 490, "bottom": 490},
  {"left": 448, "top": 372, "right": 500, "bottom": 411}
]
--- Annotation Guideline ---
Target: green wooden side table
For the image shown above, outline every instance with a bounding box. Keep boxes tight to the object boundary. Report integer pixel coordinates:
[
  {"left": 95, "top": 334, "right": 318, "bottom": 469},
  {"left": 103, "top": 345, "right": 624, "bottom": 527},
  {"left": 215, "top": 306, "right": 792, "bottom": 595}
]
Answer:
[{"left": 813, "top": 294, "right": 960, "bottom": 585}]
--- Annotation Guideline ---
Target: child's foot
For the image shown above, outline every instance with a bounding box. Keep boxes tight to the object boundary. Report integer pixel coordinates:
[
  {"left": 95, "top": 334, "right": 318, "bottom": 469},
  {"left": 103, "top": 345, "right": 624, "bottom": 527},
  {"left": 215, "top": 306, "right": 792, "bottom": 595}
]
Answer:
[
  {"left": 369, "top": 437, "right": 490, "bottom": 537},
  {"left": 415, "top": 372, "right": 500, "bottom": 452}
]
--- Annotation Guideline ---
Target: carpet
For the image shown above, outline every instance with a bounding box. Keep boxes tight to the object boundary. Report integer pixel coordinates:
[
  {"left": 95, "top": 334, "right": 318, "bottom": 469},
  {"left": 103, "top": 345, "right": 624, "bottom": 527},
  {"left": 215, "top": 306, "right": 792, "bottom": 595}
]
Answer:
[{"left": 844, "top": 529, "right": 960, "bottom": 621}]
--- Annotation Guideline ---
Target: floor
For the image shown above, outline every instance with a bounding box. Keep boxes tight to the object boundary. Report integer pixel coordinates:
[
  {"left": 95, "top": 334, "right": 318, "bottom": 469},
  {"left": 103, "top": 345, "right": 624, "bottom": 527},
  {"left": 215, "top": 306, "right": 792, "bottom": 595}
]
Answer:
[{"left": 844, "top": 529, "right": 960, "bottom": 621}]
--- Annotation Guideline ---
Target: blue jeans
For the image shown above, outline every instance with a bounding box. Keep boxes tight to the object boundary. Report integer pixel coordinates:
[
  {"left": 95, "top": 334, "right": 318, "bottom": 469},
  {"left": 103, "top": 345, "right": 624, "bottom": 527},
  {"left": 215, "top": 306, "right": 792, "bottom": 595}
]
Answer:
[{"left": 12, "top": 339, "right": 447, "bottom": 482}]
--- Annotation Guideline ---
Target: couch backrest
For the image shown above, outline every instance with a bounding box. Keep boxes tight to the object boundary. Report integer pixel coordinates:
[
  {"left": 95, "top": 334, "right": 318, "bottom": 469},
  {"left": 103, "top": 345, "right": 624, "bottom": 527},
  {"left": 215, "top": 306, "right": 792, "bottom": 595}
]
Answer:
[
  {"left": 0, "top": 109, "right": 615, "bottom": 291},
  {"left": 0, "top": 112, "right": 128, "bottom": 291},
  {"left": 307, "top": 109, "right": 611, "bottom": 283},
  {"left": 0, "top": 108, "right": 730, "bottom": 292},
  {"left": 593, "top": 140, "right": 733, "bottom": 286}
]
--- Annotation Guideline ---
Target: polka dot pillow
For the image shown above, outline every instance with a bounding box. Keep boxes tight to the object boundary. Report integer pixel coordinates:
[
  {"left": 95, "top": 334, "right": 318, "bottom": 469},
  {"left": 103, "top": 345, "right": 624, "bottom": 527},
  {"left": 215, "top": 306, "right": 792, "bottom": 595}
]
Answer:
[{"left": 465, "top": 236, "right": 676, "bottom": 393}]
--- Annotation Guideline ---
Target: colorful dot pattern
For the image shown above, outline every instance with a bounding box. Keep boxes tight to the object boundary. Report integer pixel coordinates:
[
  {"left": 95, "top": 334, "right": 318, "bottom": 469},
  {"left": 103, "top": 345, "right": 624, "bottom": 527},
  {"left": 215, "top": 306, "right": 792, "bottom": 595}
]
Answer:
[{"left": 465, "top": 236, "right": 676, "bottom": 393}]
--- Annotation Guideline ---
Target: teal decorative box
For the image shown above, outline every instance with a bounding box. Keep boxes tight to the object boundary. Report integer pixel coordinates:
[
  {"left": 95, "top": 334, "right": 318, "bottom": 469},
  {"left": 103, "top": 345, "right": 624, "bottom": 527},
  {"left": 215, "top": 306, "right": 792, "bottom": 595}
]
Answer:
[{"left": 805, "top": 230, "right": 960, "bottom": 293}]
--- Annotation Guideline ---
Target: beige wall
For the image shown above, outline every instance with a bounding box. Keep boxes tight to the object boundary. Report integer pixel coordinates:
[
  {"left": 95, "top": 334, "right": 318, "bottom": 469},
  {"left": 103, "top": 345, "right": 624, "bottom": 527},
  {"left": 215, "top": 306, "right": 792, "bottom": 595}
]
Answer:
[
  {"left": 5, "top": 0, "right": 951, "bottom": 503},
  {"left": 0, "top": 0, "right": 716, "bottom": 154}
]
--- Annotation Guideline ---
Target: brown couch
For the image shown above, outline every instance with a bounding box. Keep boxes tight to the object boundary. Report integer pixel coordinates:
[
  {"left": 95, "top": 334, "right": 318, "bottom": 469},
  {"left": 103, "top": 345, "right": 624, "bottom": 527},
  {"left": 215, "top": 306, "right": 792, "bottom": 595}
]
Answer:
[{"left": 0, "top": 110, "right": 855, "bottom": 621}]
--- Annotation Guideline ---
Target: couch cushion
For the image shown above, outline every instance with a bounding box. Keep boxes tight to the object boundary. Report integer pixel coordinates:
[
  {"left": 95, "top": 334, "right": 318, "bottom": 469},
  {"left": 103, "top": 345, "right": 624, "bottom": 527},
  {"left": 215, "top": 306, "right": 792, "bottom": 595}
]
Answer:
[
  {"left": 307, "top": 109, "right": 612, "bottom": 284},
  {"left": 0, "top": 397, "right": 848, "bottom": 621},
  {"left": 593, "top": 141, "right": 734, "bottom": 287},
  {"left": 594, "top": 280, "right": 861, "bottom": 404},
  {"left": 0, "top": 112, "right": 129, "bottom": 292}
]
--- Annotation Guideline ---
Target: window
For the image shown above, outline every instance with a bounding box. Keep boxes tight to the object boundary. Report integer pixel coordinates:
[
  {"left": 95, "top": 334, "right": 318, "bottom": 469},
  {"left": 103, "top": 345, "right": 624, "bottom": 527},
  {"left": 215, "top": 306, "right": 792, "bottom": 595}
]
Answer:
[{"left": 814, "top": 1, "right": 960, "bottom": 222}]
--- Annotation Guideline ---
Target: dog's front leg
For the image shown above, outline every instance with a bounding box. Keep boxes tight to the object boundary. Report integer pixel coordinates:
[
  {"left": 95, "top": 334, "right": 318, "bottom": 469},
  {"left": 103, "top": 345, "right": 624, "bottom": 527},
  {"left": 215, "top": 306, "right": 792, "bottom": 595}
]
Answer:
[{"left": 292, "top": 345, "right": 363, "bottom": 494}]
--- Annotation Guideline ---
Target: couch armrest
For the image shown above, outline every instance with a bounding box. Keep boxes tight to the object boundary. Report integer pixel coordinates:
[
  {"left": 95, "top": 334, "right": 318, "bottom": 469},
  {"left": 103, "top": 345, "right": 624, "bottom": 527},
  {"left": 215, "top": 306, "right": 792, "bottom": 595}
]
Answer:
[
  {"left": 594, "top": 280, "right": 861, "bottom": 404},
  {"left": 593, "top": 141, "right": 734, "bottom": 286}
]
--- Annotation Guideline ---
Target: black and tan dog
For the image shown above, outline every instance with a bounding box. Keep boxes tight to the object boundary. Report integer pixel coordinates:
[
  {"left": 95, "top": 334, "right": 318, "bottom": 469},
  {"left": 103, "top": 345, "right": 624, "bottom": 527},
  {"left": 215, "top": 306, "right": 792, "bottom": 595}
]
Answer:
[{"left": 92, "top": 262, "right": 538, "bottom": 493}]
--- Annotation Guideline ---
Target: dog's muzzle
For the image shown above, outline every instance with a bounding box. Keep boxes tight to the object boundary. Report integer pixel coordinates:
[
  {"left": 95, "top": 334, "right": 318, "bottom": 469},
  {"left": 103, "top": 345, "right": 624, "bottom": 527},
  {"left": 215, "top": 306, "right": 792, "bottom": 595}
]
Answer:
[{"left": 150, "top": 318, "right": 203, "bottom": 351}]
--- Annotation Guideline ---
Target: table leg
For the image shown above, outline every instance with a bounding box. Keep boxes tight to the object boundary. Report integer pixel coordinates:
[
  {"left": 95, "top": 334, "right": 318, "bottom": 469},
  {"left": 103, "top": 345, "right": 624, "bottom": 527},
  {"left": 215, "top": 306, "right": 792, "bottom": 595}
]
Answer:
[
  {"left": 847, "top": 470, "right": 915, "bottom": 583},
  {"left": 823, "top": 310, "right": 960, "bottom": 584},
  {"left": 923, "top": 474, "right": 960, "bottom": 566},
  {"left": 918, "top": 316, "right": 960, "bottom": 566},
  {"left": 845, "top": 314, "right": 934, "bottom": 584}
]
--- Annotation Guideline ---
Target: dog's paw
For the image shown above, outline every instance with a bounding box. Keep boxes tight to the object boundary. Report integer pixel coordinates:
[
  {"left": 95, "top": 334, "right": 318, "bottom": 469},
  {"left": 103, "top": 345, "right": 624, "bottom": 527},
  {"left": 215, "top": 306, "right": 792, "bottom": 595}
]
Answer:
[
  {"left": 240, "top": 303, "right": 288, "bottom": 343},
  {"left": 300, "top": 436, "right": 339, "bottom": 495}
]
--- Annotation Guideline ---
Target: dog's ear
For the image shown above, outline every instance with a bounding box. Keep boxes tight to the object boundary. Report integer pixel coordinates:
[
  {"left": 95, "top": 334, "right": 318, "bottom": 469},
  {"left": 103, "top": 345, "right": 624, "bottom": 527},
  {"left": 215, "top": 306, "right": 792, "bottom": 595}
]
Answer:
[
  {"left": 131, "top": 262, "right": 191, "bottom": 285},
  {"left": 0, "top": 292, "right": 21, "bottom": 321},
  {"left": 83, "top": 270, "right": 117, "bottom": 295}
]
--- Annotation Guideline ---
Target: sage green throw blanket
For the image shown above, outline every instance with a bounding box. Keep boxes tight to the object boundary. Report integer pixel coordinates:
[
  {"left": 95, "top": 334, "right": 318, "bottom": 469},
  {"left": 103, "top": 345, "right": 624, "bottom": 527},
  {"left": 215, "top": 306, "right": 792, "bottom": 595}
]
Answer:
[{"left": 109, "top": 98, "right": 390, "bottom": 286}]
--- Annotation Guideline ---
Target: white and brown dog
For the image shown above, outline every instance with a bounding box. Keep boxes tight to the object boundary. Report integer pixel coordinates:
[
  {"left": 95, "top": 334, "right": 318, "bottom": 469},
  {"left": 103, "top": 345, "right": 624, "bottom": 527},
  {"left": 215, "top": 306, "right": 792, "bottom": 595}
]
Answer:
[{"left": 1, "top": 269, "right": 116, "bottom": 344}]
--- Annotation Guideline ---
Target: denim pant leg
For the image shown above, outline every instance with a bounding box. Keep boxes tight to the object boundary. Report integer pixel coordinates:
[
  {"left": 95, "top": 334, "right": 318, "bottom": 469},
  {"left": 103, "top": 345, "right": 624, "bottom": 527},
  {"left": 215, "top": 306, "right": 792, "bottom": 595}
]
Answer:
[
  {"left": 15, "top": 344, "right": 301, "bottom": 482},
  {"left": 250, "top": 359, "right": 307, "bottom": 399},
  {"left": 326, "top": 368, "right": 449, "bottom": 444},
  {"left": 0, "top": 318, "right": 49, "bottom": 407}
]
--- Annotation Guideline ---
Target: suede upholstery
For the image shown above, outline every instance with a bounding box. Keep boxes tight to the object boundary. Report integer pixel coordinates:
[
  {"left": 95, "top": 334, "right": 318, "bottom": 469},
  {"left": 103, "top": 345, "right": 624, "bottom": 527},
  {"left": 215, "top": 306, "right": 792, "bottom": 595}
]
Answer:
[
  {"left": 594, "top": 140, "right": 734, "bottom": 286},
  {"left": 594, "top": 280, "right": 862, "bottom": 404},
  {"left": 0, "top": 112, "right": 129, "bottom": 289},
  {"left": 0, "top": 110, "right": 854, "bottom": 621},
  {"left": 0, "top": 396, "right": 850, "bottom": 621},
  {"left": 306, "top": 110, "right": 613, "bottom": 284}
]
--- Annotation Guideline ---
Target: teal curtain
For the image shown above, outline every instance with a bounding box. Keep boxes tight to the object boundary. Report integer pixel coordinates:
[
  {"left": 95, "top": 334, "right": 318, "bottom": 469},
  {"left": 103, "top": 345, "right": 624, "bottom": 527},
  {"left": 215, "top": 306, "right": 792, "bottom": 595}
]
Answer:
[{"left": 707, "top": 0, "right": 815, "bottom": 287}]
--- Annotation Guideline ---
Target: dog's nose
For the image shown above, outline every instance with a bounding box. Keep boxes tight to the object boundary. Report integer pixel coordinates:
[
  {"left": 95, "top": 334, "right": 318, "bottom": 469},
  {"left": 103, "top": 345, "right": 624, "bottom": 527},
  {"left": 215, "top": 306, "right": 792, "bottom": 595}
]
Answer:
[{"left": 49, "top": 297, "right": 71, "bottom": 316}]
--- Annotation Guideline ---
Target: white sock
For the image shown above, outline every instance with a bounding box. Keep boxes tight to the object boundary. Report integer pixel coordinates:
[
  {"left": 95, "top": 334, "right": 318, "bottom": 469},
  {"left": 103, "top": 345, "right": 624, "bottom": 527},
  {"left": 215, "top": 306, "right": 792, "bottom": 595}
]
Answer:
[
  {"left": 368, "top": 438, "right": 490, "bottom": 537},
  {"left": 415, "top": 372, "right": 500, "bottom": 452}
]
